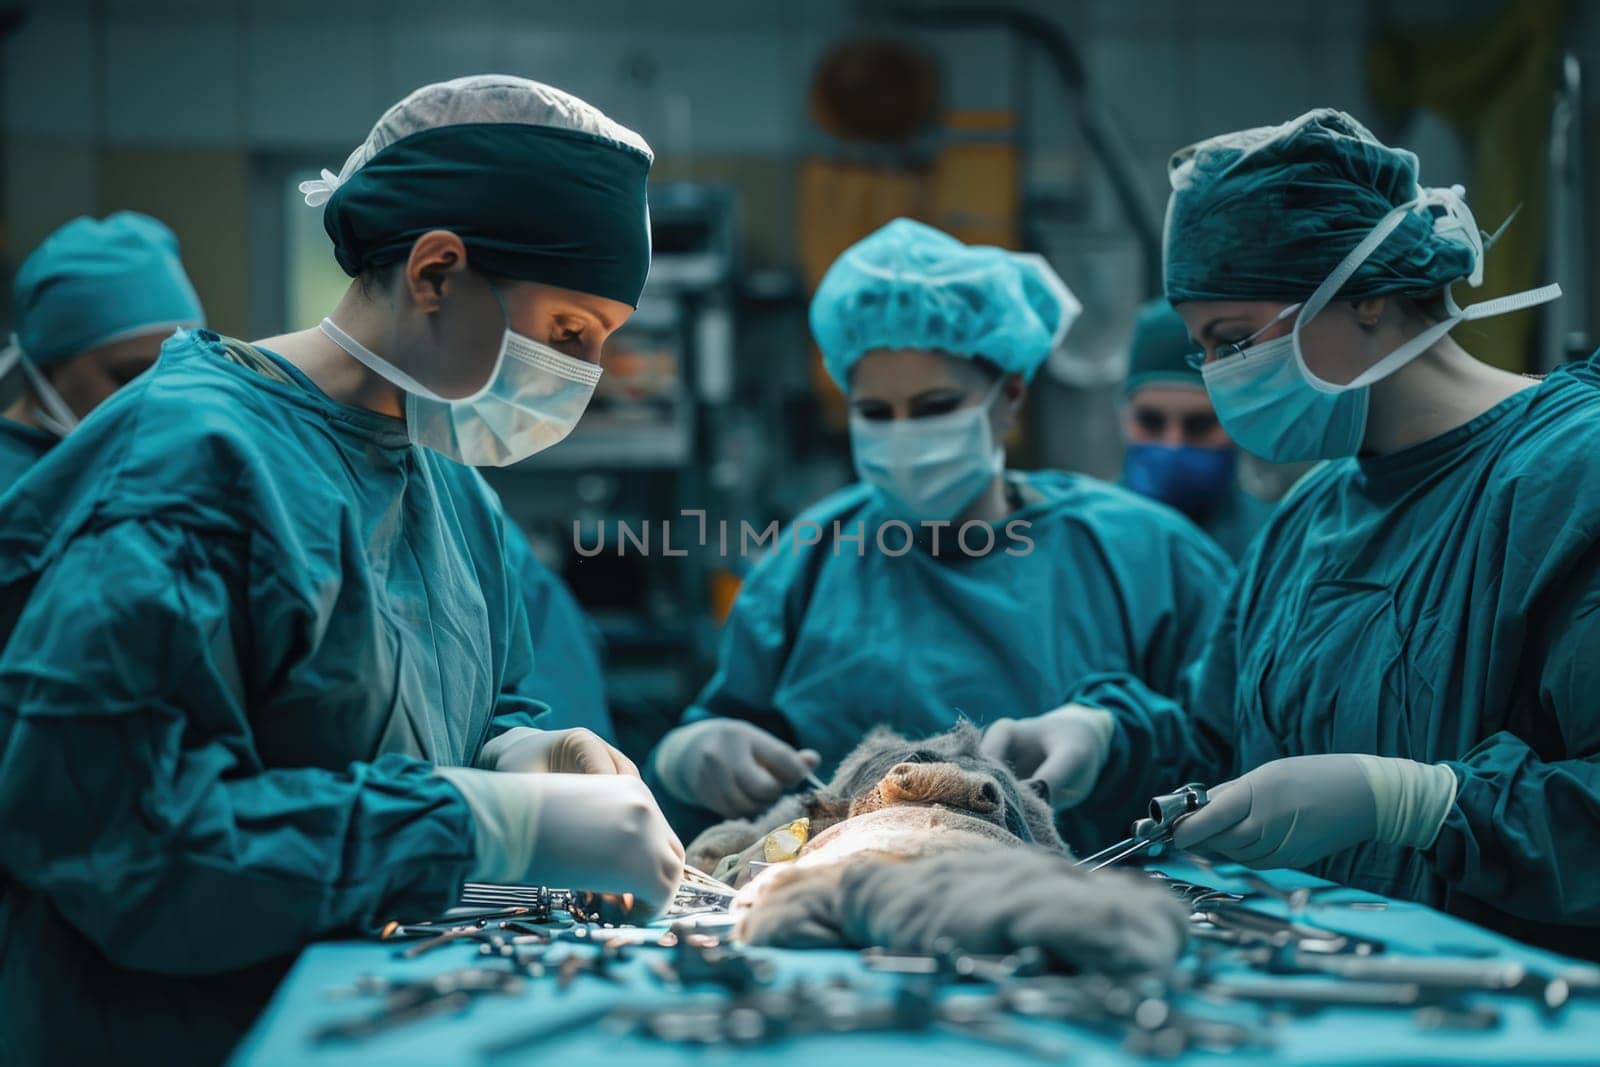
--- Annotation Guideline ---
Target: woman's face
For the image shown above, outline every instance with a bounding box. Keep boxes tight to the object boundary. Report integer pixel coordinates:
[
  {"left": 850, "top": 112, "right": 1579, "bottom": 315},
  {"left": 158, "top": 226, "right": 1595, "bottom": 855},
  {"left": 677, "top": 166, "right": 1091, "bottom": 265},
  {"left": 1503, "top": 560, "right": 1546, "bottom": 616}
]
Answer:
[
  {"left": 388, "top": 236, "right": 634, "bottom": 401},
  {"left": 1176, "top": 299, "right": 1382, "bottom": 388},
  {"left": 848, "top": 348, "right": 1021, "bottom": 442},
  {"left": 500, "top": 280, "right": 634, "bottom": 366}
]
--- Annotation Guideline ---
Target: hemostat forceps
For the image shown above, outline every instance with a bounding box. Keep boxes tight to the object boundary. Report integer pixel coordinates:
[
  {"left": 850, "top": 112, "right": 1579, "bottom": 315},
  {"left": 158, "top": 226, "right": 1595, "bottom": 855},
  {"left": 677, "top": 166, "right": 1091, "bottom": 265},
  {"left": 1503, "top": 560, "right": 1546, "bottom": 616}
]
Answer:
[{"left": 1075, "top": 782, "right": 1209, "bottom": 872}]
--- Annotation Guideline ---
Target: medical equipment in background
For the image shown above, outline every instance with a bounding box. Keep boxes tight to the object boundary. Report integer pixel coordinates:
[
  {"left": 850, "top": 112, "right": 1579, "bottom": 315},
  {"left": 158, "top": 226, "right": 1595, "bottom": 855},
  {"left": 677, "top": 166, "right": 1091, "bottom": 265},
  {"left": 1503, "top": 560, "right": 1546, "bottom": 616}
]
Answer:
[
  {"left": 1544, "top": 53, "right": 1589, "bottom": 370},
  {"left": 890, "top": 1, "right": 1163, "bottom": 383},
  {"left": 886, "top": 3, "right": 1161, "bottom": 293},
  {"left": 482, "top": 183, "right": 739, "bottom": 759},
  {"left": 882, "top": 2, "right": 1168, "bottom": 481}
]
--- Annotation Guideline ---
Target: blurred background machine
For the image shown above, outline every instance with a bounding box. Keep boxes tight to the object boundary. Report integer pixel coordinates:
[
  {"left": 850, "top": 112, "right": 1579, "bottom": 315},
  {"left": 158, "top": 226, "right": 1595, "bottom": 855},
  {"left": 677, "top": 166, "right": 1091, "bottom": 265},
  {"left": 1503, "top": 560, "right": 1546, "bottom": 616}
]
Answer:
[{"left": 483, "top": 183, "right": 741, "bottom": 757}]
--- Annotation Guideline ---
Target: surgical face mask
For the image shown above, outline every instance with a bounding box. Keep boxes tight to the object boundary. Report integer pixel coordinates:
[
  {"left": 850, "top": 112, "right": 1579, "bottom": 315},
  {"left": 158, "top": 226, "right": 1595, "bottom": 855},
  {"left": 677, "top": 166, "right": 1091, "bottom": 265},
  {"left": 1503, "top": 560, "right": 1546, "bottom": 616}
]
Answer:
[
  {"left": 1199, "top": 185, "right": 1562, "bottom": 464},
  {"left": 320, "top": 287, "right": 601, "bottom": 468},
  {"left": 1122, "top": 442, "right": 1236, "bottom": 522},
  {"left": 0, "top": 339, "right": 81, "bottom": 439},
  {"left": 1201, "top": 313, "right": 1371, "bottom": 463},
  {"left": 850, "top": 381, "right": 1005, "bottom": 522}
]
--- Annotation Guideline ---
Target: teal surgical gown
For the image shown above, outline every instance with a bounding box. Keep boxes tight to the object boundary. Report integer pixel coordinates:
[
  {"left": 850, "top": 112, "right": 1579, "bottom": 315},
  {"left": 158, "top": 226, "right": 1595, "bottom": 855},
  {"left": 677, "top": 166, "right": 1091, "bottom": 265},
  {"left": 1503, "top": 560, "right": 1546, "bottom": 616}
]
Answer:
[
  {"left": 661, "top": 471, "right": 1233, "bottom": 841},
  {"left": 0, "top": 330, "right": 550, "bottom": 1064},
  {"left": 0, "top": 416, "right": 53, "bottom": 493},
  {"left": 1200, "top": 482, "right": 1275, "bottom": 562},
  {"left": 1072, "top": 359, "right": 1600, "bottom": 959},
  {"left": 2, "top": 375, "right": 608, "bottom": 746},
  {"left": 504, "top": 525, "right": 613, "bottom": 740}
]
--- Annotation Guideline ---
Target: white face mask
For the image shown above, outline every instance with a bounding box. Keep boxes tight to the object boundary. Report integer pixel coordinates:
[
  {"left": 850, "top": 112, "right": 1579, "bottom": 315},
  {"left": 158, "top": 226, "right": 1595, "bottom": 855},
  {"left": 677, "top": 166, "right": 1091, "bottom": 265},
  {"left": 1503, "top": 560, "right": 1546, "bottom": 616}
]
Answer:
[
  {"left": 849, "top": 381, "right": 1005, "bottom": 521},
  {"left": 320, "top": 288, "right": 601, "bottom": 468},
  {"left": 0, "top": 339, "right": 81, "bottom": 439}
]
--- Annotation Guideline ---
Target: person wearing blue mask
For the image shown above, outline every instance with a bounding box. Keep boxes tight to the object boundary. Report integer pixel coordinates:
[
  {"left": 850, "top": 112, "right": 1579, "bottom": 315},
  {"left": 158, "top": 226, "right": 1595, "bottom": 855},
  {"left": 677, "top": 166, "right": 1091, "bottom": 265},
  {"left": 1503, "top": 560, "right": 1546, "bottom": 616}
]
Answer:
[
  {"left": 0, "top": 212, "right": 204, "bottom": 490},
  {"left": 649, "top": 219, "right": 1233, "bottom": 840},
  {"left": 0, "top": 76, "right": 683, "bottom": 1064},
  {"left": 1119, "top": 299, "right": 1274, "bottom": 560},
  {"left": 1050, "top": 109, "right": 1600, "bottom": 958}
]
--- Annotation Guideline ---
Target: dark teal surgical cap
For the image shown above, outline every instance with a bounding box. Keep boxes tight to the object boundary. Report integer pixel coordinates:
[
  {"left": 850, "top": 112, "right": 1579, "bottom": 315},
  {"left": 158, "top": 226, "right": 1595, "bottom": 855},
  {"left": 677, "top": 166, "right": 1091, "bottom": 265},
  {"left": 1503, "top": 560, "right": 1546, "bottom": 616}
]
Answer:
[
  {"left": 1164, "top": 109, "right": 1476, "bottom": 304},
  {"left": 305, "top": 77, "right": 655, "bottom": 307},
  {"left": 1125, "top": 300, "right": 1201, "bottom": 394},
  {"left": 13, "top": 212, "right": 204, "bottom": 366},
  {"left": 323, "top": 123, "right": 652, "bottom": 308}
]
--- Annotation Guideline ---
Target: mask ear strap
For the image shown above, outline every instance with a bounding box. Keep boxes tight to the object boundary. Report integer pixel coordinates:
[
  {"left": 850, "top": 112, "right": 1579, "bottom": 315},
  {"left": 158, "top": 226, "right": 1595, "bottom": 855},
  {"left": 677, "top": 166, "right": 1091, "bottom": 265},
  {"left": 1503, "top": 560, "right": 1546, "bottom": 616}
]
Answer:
[
  {"left": 0, "top": 339, "right": 25, "bottom": 413},
  {"left": 488, "top": 279, "right": 512, "bottom": 330},
  {"left": 1296, "top": 202, "right": 1414, "bottom": 330},
  {"left": 15, "top": 351, "right": 81, "bottom": 438},
  {"left": 1294, "top": 187, "right": 1561, "bottom": 394},
  {"left": 1483, "top": 203, "right": 1522, "bottom": 251},
  {"left": 320, "top": 317, "right": 450, "bottom": 402},
  {"left": 0, "top": 338, "right": 22, "bottom": 381}
]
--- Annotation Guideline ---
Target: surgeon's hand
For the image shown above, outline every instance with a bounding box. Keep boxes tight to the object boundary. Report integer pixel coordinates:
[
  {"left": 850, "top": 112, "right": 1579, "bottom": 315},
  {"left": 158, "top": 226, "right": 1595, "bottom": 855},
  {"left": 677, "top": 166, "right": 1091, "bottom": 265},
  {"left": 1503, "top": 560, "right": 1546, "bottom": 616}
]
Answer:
[
  {"left": 654, "top": 718, "right": 821, "bottom": 818},
  {"left": 437, "top": 768, "right": 685, "bottom": 918},
  {"left": 980, "top": 704, "right": 1115, "bottom": 812},
  {"left": 482, "top": 726, "right": 640, "bottom": 777},
  {"left": 1170, "top": 754, "right": 1458, "bottom": 870}
]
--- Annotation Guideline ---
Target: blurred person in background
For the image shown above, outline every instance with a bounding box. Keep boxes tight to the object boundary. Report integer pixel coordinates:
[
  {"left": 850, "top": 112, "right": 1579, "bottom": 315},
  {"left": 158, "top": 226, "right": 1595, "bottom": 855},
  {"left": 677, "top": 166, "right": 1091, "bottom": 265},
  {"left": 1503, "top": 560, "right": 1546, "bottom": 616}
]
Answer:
[
  {"left": 1119, "top": 299, "right": 1275, "bottom": 560},
  {"left": 0, "top": 212, "right": 203, "bottom": 492}
]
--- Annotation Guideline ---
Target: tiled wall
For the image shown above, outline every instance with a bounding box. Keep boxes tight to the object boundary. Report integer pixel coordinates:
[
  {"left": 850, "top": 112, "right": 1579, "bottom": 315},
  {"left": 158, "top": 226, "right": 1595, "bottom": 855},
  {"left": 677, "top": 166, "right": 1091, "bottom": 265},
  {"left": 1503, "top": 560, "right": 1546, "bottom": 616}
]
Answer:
[{"left": 4, "top": 0, "right": 1589, "bottom": 332}]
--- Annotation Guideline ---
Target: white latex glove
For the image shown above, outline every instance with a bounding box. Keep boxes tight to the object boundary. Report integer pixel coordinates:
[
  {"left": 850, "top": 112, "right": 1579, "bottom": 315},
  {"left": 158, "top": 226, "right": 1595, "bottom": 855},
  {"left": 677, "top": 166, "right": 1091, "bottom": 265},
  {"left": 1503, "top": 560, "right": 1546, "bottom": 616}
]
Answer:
[
  {"left": 481, "top": 726, "right": 639, "bottom": 777},
  {"left": 980, "top": 704, "right": 1115, "bottom": 811},
  {"left": 654, "top": 718, "right": 821, "bottom": 818},
  {"left": 1171, "top": 754, "right": 1458, "bottom": 870},
  {"left": 437, "top": 768, "right": 685, "bottom": 918}
]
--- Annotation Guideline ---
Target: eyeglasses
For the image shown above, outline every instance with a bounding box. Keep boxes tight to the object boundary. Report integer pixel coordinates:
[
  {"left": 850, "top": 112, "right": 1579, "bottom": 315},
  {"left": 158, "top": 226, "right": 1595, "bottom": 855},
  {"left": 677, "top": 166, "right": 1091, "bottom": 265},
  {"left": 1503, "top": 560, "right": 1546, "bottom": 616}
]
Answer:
[{"left": 1184, "top": 302, "right": 1303, "bottom": 370}]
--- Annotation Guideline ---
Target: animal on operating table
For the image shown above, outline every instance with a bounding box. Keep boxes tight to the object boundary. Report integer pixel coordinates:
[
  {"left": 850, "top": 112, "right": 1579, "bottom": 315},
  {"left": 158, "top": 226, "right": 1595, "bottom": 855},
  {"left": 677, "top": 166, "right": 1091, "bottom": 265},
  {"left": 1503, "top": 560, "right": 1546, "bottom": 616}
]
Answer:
[
  {"left": 688, "top": 722, "right": 1060, "bottom": 880},
  {"left": 688, "top": 724, "right": 1189, "bottom": 976}
]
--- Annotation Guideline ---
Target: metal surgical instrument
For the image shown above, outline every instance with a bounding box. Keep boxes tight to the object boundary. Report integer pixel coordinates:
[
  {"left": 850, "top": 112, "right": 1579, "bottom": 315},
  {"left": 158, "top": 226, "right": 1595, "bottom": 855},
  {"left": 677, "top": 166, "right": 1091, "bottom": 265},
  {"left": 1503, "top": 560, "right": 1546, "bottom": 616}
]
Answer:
[{"left": 1076, "top": 782, "right": 1209, "bottom": 871}]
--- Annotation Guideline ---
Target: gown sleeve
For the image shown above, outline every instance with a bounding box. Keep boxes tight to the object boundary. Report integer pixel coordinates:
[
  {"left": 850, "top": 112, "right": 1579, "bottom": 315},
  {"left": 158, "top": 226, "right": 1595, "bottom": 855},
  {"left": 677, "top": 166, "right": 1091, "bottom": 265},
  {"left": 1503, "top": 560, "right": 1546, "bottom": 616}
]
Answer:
[
  {"left": 0, "top": 517, "right": 477, "bottom": 975},
  {"left": 644, "top": 546, "right": 815, "bottom": 835},
  {"left": 481, "top": 516, "right": 555, "bottom": 744},
  {"left": 1136, "top": 521, "right": 1236, "bottom": 699},
  {"left": 500, "top": 519, "right": 610, "bottom": 739},
  {"left": 673, "top": 546, "right": 808, "bottom": 748},
  {"left": 1067, "top": 565, "right": 1246, "bottom": 838},
  {"left": 1431, "top": 542, "right": 1600, "bottom": 925}
]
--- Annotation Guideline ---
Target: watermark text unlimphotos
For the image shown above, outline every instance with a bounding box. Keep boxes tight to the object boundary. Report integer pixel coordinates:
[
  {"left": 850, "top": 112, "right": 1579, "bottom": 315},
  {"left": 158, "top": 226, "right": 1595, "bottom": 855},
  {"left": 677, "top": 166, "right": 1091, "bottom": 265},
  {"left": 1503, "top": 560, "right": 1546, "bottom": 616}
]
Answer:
[{"left": 573, "top": 509, "right": 1034, "bottom": 560}]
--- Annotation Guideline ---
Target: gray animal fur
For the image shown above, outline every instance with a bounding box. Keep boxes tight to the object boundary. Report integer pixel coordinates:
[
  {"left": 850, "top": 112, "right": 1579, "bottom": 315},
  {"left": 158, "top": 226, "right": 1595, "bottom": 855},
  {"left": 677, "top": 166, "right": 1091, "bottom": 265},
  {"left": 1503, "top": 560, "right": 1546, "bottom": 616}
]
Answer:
[{"left": 687, "top": 724, "right": 1190, "bottom": 977}]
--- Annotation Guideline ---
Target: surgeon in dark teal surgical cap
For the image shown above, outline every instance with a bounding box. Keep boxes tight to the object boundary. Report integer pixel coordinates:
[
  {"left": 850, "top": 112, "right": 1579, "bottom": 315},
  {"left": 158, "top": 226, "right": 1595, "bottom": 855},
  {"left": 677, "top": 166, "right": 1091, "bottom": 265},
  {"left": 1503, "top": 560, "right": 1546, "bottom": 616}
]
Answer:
[
  {"left": 1056, "top": 109, "right": 1600, "bottom": 960},
  {"left": 0, "top": 75, "right": 681, "bottom": 1066}
]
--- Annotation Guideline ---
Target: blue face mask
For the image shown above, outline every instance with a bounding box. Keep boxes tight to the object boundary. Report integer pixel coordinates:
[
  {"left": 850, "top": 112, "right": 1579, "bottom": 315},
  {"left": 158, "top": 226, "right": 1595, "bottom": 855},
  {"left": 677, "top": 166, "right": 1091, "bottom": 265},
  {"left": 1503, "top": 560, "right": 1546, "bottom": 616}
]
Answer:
[
  {"left": 1198, "top": 186, "right": 1562, "bottom": 465},
  {"left": 1122, "top": 442, "right": 1236, "bottom": 522}
]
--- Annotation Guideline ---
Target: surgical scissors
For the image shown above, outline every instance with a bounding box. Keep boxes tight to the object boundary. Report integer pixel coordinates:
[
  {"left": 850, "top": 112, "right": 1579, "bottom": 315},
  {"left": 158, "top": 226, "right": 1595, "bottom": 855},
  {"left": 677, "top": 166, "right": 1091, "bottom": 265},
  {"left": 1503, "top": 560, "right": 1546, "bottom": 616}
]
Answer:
[{"left": 1075, "top": 782, "right": 1209, "bottom": 871}]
